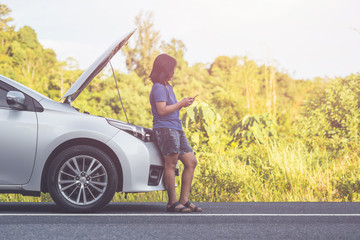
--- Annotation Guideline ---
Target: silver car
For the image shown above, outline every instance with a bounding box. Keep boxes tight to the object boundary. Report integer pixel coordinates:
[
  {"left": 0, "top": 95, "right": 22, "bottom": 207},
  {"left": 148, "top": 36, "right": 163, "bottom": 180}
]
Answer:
[{"left": 0, "top": 30, "right": 169, "bottom": 212}]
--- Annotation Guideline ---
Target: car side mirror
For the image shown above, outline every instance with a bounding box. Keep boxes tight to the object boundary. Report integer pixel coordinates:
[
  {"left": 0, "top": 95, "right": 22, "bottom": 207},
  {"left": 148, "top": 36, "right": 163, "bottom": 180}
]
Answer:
[{"left": 7, "top": 91, "right": 26, "bottom": 110}]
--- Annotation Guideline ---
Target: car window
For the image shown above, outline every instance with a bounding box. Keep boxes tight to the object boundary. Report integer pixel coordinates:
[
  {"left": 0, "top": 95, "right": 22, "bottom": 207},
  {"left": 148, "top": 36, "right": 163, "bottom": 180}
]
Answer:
[{"left": 0, "top": 87, "right": 9, "bottom": 108}]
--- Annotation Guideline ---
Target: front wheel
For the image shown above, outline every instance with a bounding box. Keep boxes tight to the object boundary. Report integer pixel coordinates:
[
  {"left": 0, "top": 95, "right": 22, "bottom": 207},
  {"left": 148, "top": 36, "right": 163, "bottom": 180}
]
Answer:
[{"left": 47, "top": 145, "right": 118, "bottom": 212}]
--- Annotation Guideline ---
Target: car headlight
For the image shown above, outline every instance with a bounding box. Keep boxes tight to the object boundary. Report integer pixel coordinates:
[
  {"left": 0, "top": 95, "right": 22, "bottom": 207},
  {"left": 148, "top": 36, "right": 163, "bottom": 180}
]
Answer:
[{"left": 106, "top": 118, "right": 153, "bottom": 142}]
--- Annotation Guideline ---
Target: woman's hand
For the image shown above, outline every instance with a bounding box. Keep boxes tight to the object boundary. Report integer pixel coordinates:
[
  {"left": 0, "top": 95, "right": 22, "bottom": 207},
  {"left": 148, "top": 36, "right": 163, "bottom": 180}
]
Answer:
[{"left": 179, "top": 97, "right": 195, "bottom": 108}]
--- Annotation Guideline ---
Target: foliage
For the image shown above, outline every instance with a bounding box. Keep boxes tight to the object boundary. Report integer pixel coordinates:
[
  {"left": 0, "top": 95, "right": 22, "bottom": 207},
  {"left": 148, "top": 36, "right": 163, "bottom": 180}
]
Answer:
[
  {"left": 296, "top": 74, "right": 360, "bottom": 154},
  {"left": 0, "top": 4, "right": 13, "bottom": 31},
  {"left": 230, "top": 114, "right": 278, "bottom": 147},
  {"left": 182, "top": 102, "right": 222, "bottom": 150},
  {"left": 121, "top": 11, "right": 160, "bottom": 82}
]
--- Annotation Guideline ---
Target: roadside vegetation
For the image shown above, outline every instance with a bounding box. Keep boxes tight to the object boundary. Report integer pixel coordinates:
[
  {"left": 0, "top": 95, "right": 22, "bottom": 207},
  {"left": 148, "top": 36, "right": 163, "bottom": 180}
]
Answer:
[{"left": 0, "top": 5, "right": 359, "bottom": 203}]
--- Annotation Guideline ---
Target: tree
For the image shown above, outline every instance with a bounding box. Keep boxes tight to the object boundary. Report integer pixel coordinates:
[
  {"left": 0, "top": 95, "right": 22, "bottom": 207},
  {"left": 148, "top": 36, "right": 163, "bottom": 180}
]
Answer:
[
  {"left": 240, "top": 57, "right": 259, "bottom": 114},
  {"left": 208, "top": 56, "right": 238, "bottom": 77},
  {"left": 0, "top": 7, "right": 61, "bottom": 98},
  {"left": 0, "top": 4, "right": 13, "bottom": 31},
  {"left": 121, "top": 12, "right": 160, "bottom": 82},
  {"left": 297, "top": 74, "right": 360, "bottom": 152},
  {"left": 0, "top": 4, "right": 13, "bottom": 49},
  {"left": 264, "top": 63, "right": 277, "bottom": 116}
]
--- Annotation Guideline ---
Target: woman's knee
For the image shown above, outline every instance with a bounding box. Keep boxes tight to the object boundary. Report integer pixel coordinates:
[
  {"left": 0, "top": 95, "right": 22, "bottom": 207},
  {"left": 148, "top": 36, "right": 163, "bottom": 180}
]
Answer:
[
  {"left": 181, "top": 153, "right": 197, "bottom": 169},
  {"left": 189, "top": 157, "right": 197, "bottom": 169},
  {"left": 164, "top": 153, "right": 179, "bottom": 169}
]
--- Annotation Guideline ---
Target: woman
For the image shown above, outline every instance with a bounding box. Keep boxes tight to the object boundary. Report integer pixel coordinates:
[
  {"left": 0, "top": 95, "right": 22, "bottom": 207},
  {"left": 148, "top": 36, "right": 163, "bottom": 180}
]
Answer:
[{"left": 149, "top": 54, "right": 202, "bottom": 213}]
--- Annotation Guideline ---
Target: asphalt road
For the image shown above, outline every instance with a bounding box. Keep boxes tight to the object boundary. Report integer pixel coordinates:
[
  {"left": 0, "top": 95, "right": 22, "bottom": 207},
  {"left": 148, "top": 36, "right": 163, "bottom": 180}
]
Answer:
[{"left": 0, "top": 202, "right": 360, "bottom": 240}]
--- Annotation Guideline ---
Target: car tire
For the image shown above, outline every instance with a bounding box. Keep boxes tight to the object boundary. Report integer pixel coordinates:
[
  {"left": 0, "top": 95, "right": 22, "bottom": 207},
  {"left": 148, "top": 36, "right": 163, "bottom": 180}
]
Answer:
[{"left": 47, "top": 145, "right": 118, "bottom": 212}]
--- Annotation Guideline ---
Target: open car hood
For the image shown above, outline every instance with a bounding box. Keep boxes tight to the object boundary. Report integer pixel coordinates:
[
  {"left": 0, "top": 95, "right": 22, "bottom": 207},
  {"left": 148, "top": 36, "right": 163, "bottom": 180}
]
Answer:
[{"left": 61, "top": 29, "right": 136, "bottom": 104}]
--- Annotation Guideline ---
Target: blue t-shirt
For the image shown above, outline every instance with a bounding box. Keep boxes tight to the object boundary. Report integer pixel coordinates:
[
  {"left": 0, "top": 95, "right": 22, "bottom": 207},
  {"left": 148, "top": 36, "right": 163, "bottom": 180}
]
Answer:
[{"left": 150, "top": 83, "right": 183, "bottom": 131}]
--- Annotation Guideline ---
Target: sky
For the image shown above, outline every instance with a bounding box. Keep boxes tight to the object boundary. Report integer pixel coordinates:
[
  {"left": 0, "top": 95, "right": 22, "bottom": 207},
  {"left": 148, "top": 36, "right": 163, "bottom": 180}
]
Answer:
[{"left": 2, "top": 0, "right": 360, "bottom": 80}]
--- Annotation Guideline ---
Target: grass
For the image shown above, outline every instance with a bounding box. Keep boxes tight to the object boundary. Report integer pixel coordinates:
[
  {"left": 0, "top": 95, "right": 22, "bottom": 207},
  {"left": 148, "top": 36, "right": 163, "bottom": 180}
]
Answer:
[
  {"left": 190, "top": 139, "right": 360, "bottom": 202},
  {"left": 1, "top": 140, "right": 359, "bottom": 203}
]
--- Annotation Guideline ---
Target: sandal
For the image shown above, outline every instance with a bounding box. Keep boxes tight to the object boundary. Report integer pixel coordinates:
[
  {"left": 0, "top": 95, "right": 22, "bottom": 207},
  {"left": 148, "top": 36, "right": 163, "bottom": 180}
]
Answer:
[
  {"left": 166, "top": 201, "right": 191, "bottom": 213},
  {"left": 184, "top": 201, "right": 202, "bottom": 212}
]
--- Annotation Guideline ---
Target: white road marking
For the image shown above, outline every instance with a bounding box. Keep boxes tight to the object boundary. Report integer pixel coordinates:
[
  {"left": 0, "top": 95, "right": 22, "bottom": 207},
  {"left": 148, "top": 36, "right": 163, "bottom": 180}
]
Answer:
[{"left": 0, "top": 213, "right": 360, "bottom": 217}]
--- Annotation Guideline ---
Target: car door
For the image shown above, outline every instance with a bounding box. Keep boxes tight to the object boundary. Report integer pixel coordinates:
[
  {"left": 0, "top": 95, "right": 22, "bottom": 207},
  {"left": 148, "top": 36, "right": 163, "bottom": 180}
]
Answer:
[{"left": 0, "top": 81, "right": 38, "bottom": 185}]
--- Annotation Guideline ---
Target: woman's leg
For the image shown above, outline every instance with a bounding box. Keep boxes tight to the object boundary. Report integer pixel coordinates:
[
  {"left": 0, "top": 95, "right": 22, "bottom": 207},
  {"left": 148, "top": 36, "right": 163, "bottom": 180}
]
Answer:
[
  {"left": 178, "top": 152, "right": 197, "bottom": 204},
  {"left": 163, "top": 153, "right": 179, "bottom": 205},
  {"left": 179, "top": 152, "right": 202, "bottom": 211},
  {"left": 164, "top": 153, "right": 191, "bottom": 212}
]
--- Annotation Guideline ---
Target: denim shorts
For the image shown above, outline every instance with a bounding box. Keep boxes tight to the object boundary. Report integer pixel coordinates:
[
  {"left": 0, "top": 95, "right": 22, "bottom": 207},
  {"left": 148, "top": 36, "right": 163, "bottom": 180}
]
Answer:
[{"left": 154, "top": 128, "right": 193, "bottom": 156}]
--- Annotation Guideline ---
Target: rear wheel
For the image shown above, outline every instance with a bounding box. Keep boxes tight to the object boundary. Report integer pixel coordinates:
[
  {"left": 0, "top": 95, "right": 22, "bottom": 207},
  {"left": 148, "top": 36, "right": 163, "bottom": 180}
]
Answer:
[{"left": 47, "top": 145, "right": 118, "bottom": 212}]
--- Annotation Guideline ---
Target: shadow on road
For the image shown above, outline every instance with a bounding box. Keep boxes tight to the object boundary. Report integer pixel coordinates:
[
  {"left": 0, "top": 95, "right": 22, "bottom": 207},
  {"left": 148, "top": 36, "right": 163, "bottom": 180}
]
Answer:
[{"left": 0, "top": 202, "right": 166, "bottom": 213}]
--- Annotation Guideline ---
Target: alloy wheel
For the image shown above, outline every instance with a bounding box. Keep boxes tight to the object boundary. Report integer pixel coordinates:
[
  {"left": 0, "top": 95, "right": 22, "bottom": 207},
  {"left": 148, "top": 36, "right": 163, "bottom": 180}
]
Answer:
[{"left": 57, "top": 155, "right": 108, "bottom": 206}]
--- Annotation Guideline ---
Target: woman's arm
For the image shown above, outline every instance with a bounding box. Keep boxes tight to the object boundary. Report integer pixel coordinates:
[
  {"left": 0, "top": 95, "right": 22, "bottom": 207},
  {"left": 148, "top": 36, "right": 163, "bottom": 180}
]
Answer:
[{"left": 155, "top": 97, "right": 194, "bottom": 117}]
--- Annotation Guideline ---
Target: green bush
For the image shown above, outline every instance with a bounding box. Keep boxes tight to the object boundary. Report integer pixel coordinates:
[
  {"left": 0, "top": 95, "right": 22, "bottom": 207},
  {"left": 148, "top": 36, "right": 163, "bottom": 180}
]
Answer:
[
  {"left": 182, "top": 102, "right": 222, "bottom": 150},
  {"left": 230, "top": 113, "right": 278, "bottom": 147},
  {"left": 297, "top": 74, "right": 360, "bottom": 154}
]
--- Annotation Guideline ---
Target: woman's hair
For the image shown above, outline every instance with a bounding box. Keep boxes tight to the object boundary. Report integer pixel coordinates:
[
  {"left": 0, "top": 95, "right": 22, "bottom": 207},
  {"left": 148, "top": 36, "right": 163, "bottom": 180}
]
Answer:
[{"left": 149, "top": 54, "right": 177, "bottom": 85}]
